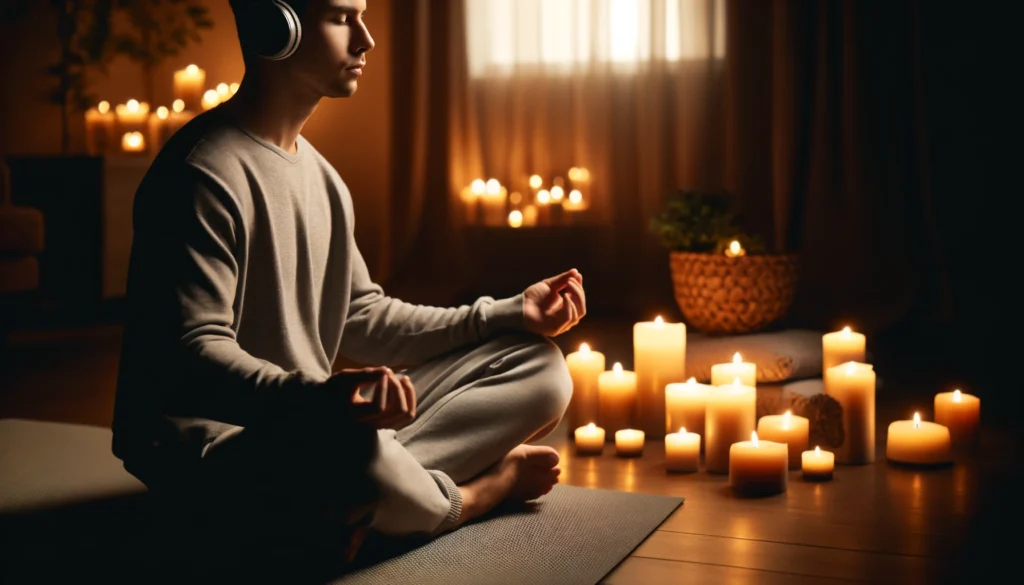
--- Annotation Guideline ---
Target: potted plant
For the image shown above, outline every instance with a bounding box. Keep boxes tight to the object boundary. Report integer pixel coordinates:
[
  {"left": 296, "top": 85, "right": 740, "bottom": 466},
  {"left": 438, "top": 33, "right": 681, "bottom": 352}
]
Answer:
[{"left": 650, "top": 190, "right": 799, "bottom": 334}]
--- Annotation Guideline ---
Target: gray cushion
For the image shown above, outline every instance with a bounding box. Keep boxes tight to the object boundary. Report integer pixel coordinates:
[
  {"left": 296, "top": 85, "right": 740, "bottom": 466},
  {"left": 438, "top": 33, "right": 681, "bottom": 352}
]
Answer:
[{"left": 687, "top": 329, "right": 823, "bottom": 383}]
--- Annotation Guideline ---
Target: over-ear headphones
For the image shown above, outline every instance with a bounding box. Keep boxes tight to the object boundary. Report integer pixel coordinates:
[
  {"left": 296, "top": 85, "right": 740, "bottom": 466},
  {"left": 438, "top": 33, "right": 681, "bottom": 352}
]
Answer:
[{"left": 238, "top": 0, "right": 302, "bottom": 61}]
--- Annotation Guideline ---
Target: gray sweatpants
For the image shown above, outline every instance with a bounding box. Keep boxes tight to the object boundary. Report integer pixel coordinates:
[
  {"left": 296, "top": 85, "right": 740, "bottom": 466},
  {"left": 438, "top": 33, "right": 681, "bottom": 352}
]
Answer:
[{"left": 367, "top": 333, "right": 573, "bottom": 537}]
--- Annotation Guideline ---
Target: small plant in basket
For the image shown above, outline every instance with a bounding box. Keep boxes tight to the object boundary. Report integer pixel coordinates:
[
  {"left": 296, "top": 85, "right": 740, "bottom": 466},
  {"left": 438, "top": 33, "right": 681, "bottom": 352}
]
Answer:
[{"left": 649, "top": 190, "right": 764, "bottom": 255}]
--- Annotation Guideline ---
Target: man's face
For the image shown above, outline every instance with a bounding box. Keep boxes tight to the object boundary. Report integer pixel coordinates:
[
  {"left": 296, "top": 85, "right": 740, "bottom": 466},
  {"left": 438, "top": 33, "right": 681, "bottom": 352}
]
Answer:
[{"left": 290, "top": 0, "right": 374, "bottom": 98}]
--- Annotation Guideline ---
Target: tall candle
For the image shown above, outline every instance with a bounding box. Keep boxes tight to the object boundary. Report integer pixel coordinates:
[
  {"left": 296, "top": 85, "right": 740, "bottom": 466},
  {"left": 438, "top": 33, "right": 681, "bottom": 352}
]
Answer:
[
  {"left": 824, "top": 361, "right": 876, "bottom": 464},
  {"left": 565, "top": 343, "right": 606, "bottom": 438},
  {"left": 598, "top": 363, "right": 636, "bottom": 435},
  {"left": 705, "top": 378, "right": 757, "bottom": 473},
  {"left": 147, "top": 106, "right": 170, "bottom": 153},
  {"left": 801, "top": 446, "right": 834, "bottom": 481},
  {"left": 574, "top": 422, "right": 605, "bottom": 455},
  {"left": 633, "top": 316, "right": 686, "bottom": 438},
  {"left": 665, "top": 427, "right": 701, "bottom": 472},
  {"left": 729, "top": 431, "right": 788, "bottom": 495},
  {"left": 84, "top": 100, "right": 116, "bottom": 156},
  {"left": 822, "top": 326, "right": 866, "bottom": 371},
  {"left": 615, "top": 429, "right": 645, "bottom": 457},
  {"left": 934, "top": 389, "right": 980, "bottom": 449},
  {"left": 173, "top": 64, "right": 206, "bottom": 112},
  {"left": 756, "top": 410, "right": 809, "bottom": 469},
  {"left": 480, "top": 180, "right": 507, "bottom": 227},
  {"left": 886, "top": 413, "right": 952, "bottom": 466},
  {"left": 115, "top": 99, "right": 150, "bottom": 135},
  {"left": 710, "top": 352, "right": 756, "bottom": 387},
  {"left": 665, "top": 377, "right": 711, "bottom": 442}
]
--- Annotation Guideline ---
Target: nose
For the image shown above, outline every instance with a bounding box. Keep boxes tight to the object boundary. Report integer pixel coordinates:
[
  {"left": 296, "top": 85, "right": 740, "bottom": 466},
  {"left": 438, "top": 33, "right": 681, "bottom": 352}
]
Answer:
[{"left": 352, "top": 20, "right": 375, "bottom": 55}]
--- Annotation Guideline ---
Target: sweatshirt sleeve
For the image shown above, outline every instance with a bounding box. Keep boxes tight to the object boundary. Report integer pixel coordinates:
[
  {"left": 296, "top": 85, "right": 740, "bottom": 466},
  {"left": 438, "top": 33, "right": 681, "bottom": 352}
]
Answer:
[
  {"left": 338, "top": 234, "right": 525, "bottom": 367},
  {"left": 117, "top": 164, "right": 325, "bottom": 430}
]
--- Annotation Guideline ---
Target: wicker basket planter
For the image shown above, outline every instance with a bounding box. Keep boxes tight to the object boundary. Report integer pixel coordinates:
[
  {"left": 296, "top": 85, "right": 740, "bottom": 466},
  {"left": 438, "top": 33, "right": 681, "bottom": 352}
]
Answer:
[{"left": 669, "top": 251, "right": 799, "bottom": 334}]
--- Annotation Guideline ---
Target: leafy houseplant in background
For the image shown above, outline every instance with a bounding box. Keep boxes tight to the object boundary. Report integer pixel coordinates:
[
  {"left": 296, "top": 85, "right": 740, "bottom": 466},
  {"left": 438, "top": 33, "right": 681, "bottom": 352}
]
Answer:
[{"left": 650, "top": 190, "right": 798, "bottom": 334}]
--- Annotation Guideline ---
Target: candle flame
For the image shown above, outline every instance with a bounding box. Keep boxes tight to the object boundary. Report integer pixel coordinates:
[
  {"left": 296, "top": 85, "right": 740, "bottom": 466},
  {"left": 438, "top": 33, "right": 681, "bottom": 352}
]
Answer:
[
  {"left": 729, "top": 241, "right": 742, "bottom": 254},
  {"left": 529, "top": 174, "right": 543, "bottom": 189},
  {"left": 845, "top": 362, "right": 857, "bottom": 376},
  {"left": 913, "top": 412, "right": 921, "bottom": 428},
  {"left": 654, "top": 315, "right": 663, "bottom": 325},
  {"left": 569, "top": 189, "right": 583, "bottom": 204},
  {"left": 732, "top": 352, "right": 742, "bottom": 363},
  {"left": 841, "top": 326, "right": 852, "bottom": 335},
  {"left": 216, "top": 82, "right": 229, "bottom": 97},
  {"left": 97, "top": 100, "right": 110, "bottom": 114},
  {"left": 126, "top": 99, "right": 139, "bottom": 112},
  {"left": 586, "top": 422, "right": 595, "bottom": 430},
  {"left": 680, "top": 427, "right": 687, "bottom": 434},
  {"left": 751, "top": 431, "right": 759, "bottom": 447},
  {"left": 537, "top": 189, "right": 551, "bottom": 204},
  {"left": 953, "top": 389, "right": 962, "bottom": 402},
  {"left": 486, "top": 178, "right": 501, "bottom": 195},
  {"left": 551, "top": 186, "right": 565, "bottom": 201},
  {"left": 613, "top": 362, "right": 623, "bottom": 374},
  {"left": 470, "top": 179, "right": 485, "bottom": 195},
  {"left": 156, "top": 106, "right": 169, "bottom": 119},
  {"left": 814, "top": 446, "right": 821, "bottom": 455},
  {"left": 579, "top": 342, "right": 591, "bottom": 354},
  {"left": 508, "top": 210, "right": 523, "bottom": 228},
  {"left": 686, "top": 377, "right": 697, "bottom": 384},
  {"left": 186, "top": 64, "right": 199, "bottom": 75},
  {"left": 783, "top": 410, "right": 792, "bottom": 429},
  {"left": 172, "top": 99, "right": 185, "bottom": 113}
]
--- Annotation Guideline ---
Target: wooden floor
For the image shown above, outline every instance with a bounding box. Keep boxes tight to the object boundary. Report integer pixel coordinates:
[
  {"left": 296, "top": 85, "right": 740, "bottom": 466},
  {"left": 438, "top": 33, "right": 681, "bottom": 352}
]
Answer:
[{"left": 0, "top": 319, "right": 1015, "bottom": 585}]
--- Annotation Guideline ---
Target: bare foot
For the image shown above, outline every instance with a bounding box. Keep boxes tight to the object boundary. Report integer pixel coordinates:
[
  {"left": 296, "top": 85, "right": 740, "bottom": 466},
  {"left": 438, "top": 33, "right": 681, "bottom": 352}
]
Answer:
[{"left": 457, "top": 445, "right": 560, "bottom": 525}]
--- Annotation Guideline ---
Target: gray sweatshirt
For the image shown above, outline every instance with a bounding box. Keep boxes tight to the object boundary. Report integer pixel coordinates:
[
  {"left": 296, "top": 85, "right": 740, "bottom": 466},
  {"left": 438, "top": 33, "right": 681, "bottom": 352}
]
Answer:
[{"left": 111, "top": 109, "right": 524, "bottom": 483}]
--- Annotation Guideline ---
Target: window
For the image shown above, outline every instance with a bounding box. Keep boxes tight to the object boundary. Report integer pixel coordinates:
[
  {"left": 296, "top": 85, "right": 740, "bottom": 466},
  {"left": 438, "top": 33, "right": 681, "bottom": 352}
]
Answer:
[{"left": 466, "top": 0, "right": 726, "bottom": 77}]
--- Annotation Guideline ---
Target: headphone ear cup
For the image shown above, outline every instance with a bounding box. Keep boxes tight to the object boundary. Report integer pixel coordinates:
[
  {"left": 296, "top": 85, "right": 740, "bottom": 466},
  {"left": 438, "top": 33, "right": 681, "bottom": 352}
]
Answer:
[{"left": 240, "top": 0, "right": 302, "bottom": 61}]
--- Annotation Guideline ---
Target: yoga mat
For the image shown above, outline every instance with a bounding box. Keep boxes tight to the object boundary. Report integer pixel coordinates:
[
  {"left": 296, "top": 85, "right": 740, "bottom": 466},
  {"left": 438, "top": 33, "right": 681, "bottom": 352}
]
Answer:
[{"left": 335, "top": 485, "right": 683, "bottom": 585}]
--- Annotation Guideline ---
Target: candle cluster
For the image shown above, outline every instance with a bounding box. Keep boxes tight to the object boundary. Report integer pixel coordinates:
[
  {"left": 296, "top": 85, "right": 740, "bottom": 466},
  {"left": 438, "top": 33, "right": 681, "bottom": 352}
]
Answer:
[
  {"left": 460, "top": 168, "right": 592, "bottom": 228},
  {"left": 84, "top": 64, "right": 238, "bottom": 158},
  {"left": 565, "top": 321, "right": 980, "bottom": 496}
]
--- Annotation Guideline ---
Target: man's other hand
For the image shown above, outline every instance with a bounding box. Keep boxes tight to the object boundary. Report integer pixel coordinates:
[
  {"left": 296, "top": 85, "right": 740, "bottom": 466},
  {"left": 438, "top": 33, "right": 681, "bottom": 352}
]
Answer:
[
  {"left": 523, "top": 268, "right": 586, "bottom": 337},
  {"left": 324, "top": 366, "right": 416, "bottom": 429}
]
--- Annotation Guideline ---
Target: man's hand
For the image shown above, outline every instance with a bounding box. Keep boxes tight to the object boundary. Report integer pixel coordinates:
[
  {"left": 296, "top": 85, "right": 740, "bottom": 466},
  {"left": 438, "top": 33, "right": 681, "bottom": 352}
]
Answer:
[
  {"left": 324, "top": 366, "right": 417, "bottom": 429},
  {"left": 523, "top": 268, "right": 587, "bottom": 337}
]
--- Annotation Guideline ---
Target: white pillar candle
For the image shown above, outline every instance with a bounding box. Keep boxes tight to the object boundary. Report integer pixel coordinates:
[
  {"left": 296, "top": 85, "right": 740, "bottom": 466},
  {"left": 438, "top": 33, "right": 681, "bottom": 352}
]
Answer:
[
  {"left": 147, "top": 105, "right": 170, "bottom": 154},
  {"left": 824, "top": 361, "right": 876, "bottom": 464},
  {"left": 115, "top": 99, "right": 150, "bottom": 135},
  {"left": 665, "top": 427, "right": 701, "bottom": 472},
  {"left": 84, "top": 101, "right": 116, "bottom": 156},
  {"left": 565, "top": 343, "right": 606, "bottom": 437},
  {"left": 934, "top": 389, "right": 980, "bottom": 449},
  {"left": 665, "top": 377, "right": 711, "bottom": 442},
  {"left": 615, "top": 429, "right": 645, "bottom": 457},
  {"left": 801, "top": 446, "right": 834, "bottom": 481},
  {"left": 705, "top": 378, "right": 757, "bottom": 473},
  {"left": 710, "top": 352, "right": 757, "bottom": 387},
  {"left": 633, "top": 316, "right": 686, "bottom": 438},
  {"left": 173, "top": 64, "right": 206, "bottom": 112},
  {"left": 756, "top": 410, "right": 809, "bottom": 469},
  {"left": 480, "top": 179, "right": 507, "bottom": 226},
  {"left": 822, "top": 326, "right": 866, "bottom": 372},
  {"left": 886, "top": 413, "right": 952, "bottom": 466},
  {"left": 574, "top": 422, "right": 605, "bottom": 455},
  {"left": 598, "top": 363, "right": 636, "bottom": 435},
  {"left": 729, "top": 431, "right": 788, "bottom": 495}
]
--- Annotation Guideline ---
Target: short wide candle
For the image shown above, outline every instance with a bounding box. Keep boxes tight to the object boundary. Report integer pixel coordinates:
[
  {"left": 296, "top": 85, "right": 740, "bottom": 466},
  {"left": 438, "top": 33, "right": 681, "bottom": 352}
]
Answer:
[
  {"left": 565, "top": 343, "right": 606, "bottom": 437},
  {"left": 711, "top": 352, "right": 757, "bottom": 387},
  {"left": 665, "top": 428, "right": 701, "bottom": 473},
  {"left": 574, "top": 422, "right": 605, "bottom": 455},
  {"left": 934, "top": 389, "right": 980, "bottom": 449},
  {"left": 665, "top": 378, "right": 712, "bottom": 441},
  {"left": 801, "top": 446, "right": 835, "bottom": 481},
  {"left": 886, "top": 413, "right": 951, "bottom": 466},
  {"left": 705, "top": 379, "right": 757, "bottom": 474},
  {"left": 633, "top": 316, "right": 686, "bottom": 438},
  {"left": 615, "top": 429, "right": 645, "bottom": 457},
  {"left": 822, "top": 326, "right": 866, "bottom": 372},
  {"left": 729, "top": 432, "right": 788, "bottom": 495},
  {"left": 598, "top": 363, "right": 637, "bottom": 435},
  {"left": 756, "top": 410, "right": 809, "bottom": 469}
]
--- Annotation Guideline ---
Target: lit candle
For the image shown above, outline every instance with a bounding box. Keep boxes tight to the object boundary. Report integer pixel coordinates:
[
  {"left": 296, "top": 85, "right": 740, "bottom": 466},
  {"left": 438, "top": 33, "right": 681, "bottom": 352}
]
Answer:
[
  {"left": 665, "top": 377, "right": 711, "bottom": 442},
  {"left": 757, "top": 410, "right": 809, "bottom": 469},
  {"left": 216, "top": 82, "right": 231, "bottom": 100},
  {"left": 574, "top": 422, "right": 605, "bottom": 455},
  {"left": 565, "top": 343, "right": 606, "bottom": 438},
  {"left": 824, "top": 361, "right": 876, "bottom": 464},
  {"left": 933, "top": 389, "right": 980, "bottom": 449},
  {"left": 480, "top": 178, "right": 507, "bottom": 226},
  {"left": 633, "top": 316, "right": 686, "bottom": 438},
  {"left": 705, "top": 378, "right": 757, "bottom": 473},
  {"left": 167, "top": 100, "right": 193, "bottom": 136},
  {"left": 665, "top": 427, "right": 701, "bottom": 473},
  {"left": 528, "top": 174, "right": 543, "bottom": 190},
  {"left": 598, "top": 362, "right": 636, "bottom": 434},
  {"left": 562, "top": 189, "right": 587, "bottom": 211},
  {"left": 147, "top": 105, "right": 170, "bottom": 153},
  {"left": 173, "top": 64, "right": 206, "bottom": 112},
  {"left": 84, "top": 100, "right": 116, "bottom": 156},
  {"left": 201, "top": 89, "right": 221, "bottom": 111},
  {"left": 801, "top": 446, "right": 835, "bottom": 481},
  {"left": 822, "top": 326, "right": 866, "bottom": 372},
  {"left": 508, "top": 210, "right": 523, "bottom": 228},
  {"left": 615, "top": 429, "right": 645, "bottom": 457},
  {"left": 729, "top": 431, "right": 788, "bottom": 495},
  {"left": 115, "top": 99, "right": 150, "bottom": 135},
  {"left": 550, "top": 185, "right": 565, "bottom": 203},
  {"left": 724, "top": 240, "right": 746, "bottom": 258},
  {"left": 229, "top": 82, "right": 240, "bottom": 96},
  {"left": 710, "top": 352, "right": 756, "bottom": 387},
  {"left": 521, "top": 204, "right": 538, "bottom": 227},
  {"left": 120, "top": 131, "right": 146, "bottom": 154},
  {"left": 886, "top": 413, "right": 952, "bottom": 466}
]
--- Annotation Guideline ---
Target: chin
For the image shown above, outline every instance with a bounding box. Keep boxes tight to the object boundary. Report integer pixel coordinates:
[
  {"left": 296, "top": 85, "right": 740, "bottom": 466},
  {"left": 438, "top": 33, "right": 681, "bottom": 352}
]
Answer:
[{"left": 328, "top": 80, "right": 359, "bottom": 98}]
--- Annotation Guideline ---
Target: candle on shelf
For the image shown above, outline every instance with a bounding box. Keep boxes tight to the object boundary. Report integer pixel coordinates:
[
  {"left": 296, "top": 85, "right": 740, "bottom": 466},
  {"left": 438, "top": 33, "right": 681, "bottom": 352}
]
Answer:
[
  {"left": 521, "top": 204, "right": 538, "bottom": 227},
  {"left": 216, "top": 82, "right": 231, "bottom": 100},
  {"left": 201, "top": 89, "right": 221, "bottom": 111},
  {"left": 934, "top": 389, "right": 980, "bottom": 449},
  {"left": 711, "top": 352, "right": 757, "bottom": 387},
  {"left": 528, "top": 174, "right": 543, "bottom": 190},
  {"left": 562, "top": 189, "right": 587, "bottom": 212},
  {"left": 756, "top": 410, "right": 809, "bottom": 469},
  {"left": 167, "top": 99, "right": 193, "bottom": 135},
  {"left": 824, "top": 361, "right": 876, "bottom": 464},
  {"left": 229, "top": 82, "right": 240, "bottom": 96},
  {"left": 173, "top": 64, "right": 206, "bottom": 112},
  {"left": 574, "top": 422, "right": 605, "bottom": 455},
  {"left": 705, "top": 378, "right": 757, "bottom": 473},
  {"left": 729, "top": 431, "right": 788, "bottom": 495},
  {"left": 665, "top": 377, "right": 712, "bottom": 443},
  {"left": 565, "top": 343, "right": 606, "bottom": 437},
  {"left": 147, "top": 106, "right": 170, "bottom": 153},
  {"left": 886, "top": 412, "right": 952, "bottom": 466},
  {"left": 535, "top": 189, "right": 552, "bottom": 225},
  {"left": 598, "top": 362, "right": 636, "bottom": 435},
  {"left": 115, "top": 99, "right": 150, "bottom": 135},
  {"left": 550, "top": 185, "right": 565, "bottom": 203},
  {"left": 480, "top": 178, "right": 507, "bottom": 226},
  {"left": 121, "top": 131, "right": 146, "bottom": 154},
  {"left": 665, "top": 427, "right": 701, "bottom": 473},
  {"left": 615, "top": 429, "right": 645, "bottom": 457},
  {"left": 801, "top": 446, "right": 835, "bottom": 481},
  {"left": 822, "top": 326, "right": 866, "bottom": 371},
  {"left": 633, "top": 316, "right": 686, "bottom": 438},
  {"left": 724, "top": 240, "right": 746, "bottom": 258},
  {"left": 459, "top": 178, "right": 485, "bottom": 223},
  {"left": 508, "top": 210, "right": 523, "bottom": 228},
  {"left": 84, "top": 100, "right": 116, "bottom": 156}
]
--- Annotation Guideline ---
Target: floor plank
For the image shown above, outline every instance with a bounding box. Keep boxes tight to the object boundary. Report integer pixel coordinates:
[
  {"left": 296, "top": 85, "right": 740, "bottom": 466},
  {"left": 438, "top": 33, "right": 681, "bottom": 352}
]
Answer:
[{"left": 603, "top": 557, "right": 858, "bottom": 585}]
